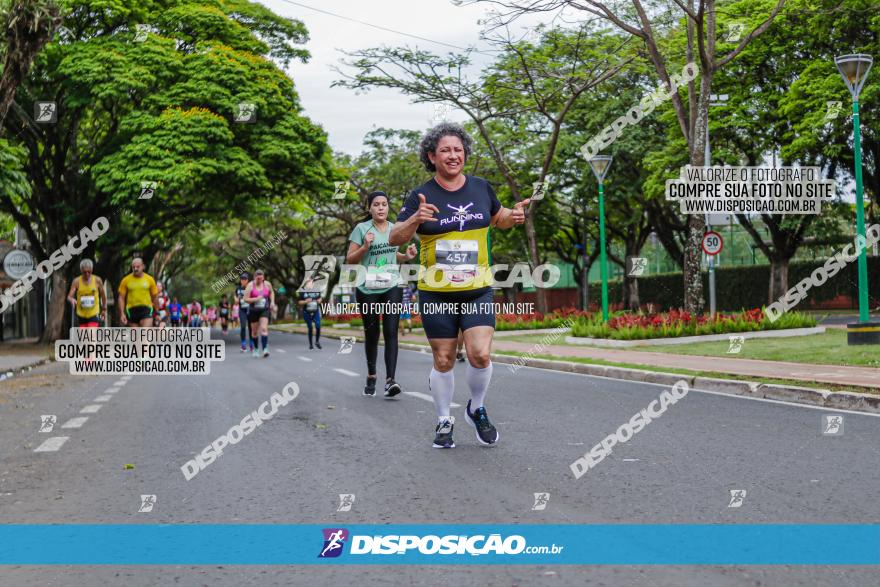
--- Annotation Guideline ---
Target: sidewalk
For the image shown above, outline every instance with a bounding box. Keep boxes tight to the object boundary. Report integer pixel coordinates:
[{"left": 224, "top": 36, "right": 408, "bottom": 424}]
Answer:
[
  {"left": 486, "top": 339, "right": 878, "bottom": 390},
  {"left": 273, "top": 323, "right": 878, "bottom": 391},
  {"left": 0, "top": 339, "right": 52, "bottom": 376}
]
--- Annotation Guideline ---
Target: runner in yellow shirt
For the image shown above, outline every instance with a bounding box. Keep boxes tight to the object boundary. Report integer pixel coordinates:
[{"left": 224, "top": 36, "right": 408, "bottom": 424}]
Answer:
[
  {"left": 66, "top": 259, "right": 106, "bottom": 327},
  {"left": 117, "top": 257, "right": 159, "bottom": 327}
]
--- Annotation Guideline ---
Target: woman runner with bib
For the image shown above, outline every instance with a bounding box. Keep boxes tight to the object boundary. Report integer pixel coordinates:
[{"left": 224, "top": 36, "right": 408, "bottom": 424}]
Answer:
[
  {"left": 347, "top": 191, "right": 417, "bottom": 398},
  {"left": 244, "top": 269, "right": 275, "bottom": 357},
  {"left": 390, "top": 123, "right": 530, "bottom": 448}
]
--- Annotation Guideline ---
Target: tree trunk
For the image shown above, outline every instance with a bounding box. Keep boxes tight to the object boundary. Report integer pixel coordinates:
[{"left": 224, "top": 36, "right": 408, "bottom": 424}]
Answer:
[
  {"left": 768, "top": 257, "right": 789, "bottom": 305},
  {"left": 580, "top": 262, "right": 589, "bottom": 311},
  {"left": 277, "top": 297, "right": 289, "bottom": 320},
  {"left": 523, "top": 214, "right": 547, "bottom": 314},
  {"left": 683, "top": 215, "right": 706, "bottom": 313},
  {"left": 623, "top": 273, "right": 640, "bottom": 311},
  {"left": 40, "top": 270, "right": 68, "bottom": 343},
  {"left": 683, "top": 72, "right": 711, "bottom": 314}
]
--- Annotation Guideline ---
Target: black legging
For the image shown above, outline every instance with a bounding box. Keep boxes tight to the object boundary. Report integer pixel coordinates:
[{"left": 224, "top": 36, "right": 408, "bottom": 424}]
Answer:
[{"left": 355, "top": 286, "right": 402, "bottom": 380}]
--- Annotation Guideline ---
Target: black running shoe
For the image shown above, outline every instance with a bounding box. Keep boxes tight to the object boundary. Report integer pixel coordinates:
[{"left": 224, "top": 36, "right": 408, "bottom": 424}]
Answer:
[
  {"left": 384, "top": 380, "right": 402, "bottom": 398},
  {"left": 363, "top": 377, "right": 376, "bottom": 396},
  {"left": 315, "top": 341, "right": 322, "bottom": 349},
  {"left": 464, "top": 400, "right": 499, "bottom": 445},
  {"left": 456, "top": 351, "right": 465, "bottom": 362},
  {"left": 432, "top": 418, "right": 455, "bottom": 449}
]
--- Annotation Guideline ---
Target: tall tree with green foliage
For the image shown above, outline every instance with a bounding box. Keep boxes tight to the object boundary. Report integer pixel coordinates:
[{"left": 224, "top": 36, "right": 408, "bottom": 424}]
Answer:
[
  {"left": 334, "top": 26, "right": 631, "bottom": 313},
  {"left": 1, "top": 0, "right": 331, "bottom": 340},
  {"left": 476, "top": 0, "right": 789, "bottom": 314}
]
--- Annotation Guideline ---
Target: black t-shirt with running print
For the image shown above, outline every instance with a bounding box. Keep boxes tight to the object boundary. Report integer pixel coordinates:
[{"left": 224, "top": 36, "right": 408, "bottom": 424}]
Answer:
[{"left": 397, "top": 175, "right": 501, "bottom": 293}]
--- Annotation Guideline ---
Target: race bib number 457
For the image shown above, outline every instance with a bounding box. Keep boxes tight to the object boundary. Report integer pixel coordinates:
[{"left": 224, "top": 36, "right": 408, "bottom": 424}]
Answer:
[{"left": 436, "top": 240, "right": 479, "bottom": 285}]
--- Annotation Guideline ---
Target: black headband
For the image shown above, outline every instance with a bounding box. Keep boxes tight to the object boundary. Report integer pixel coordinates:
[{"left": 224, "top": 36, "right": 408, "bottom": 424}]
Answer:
[{"left": 367, "top": 191, "right": 388, "bottom": 207}]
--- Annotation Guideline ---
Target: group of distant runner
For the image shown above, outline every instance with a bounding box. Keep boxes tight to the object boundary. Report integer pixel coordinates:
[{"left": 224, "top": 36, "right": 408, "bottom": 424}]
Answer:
[
  {"left": 67, "top": 258, "right": 239, "bottom": 331},
  {"left": 65, "top": 123, "right": 530, "bottom": 449}
]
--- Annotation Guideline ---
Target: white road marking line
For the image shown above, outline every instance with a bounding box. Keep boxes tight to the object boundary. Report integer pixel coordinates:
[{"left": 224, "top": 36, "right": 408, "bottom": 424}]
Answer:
[
  {"left": 333, "top": 368, "right": 359, "bottom": 377},
  {"left": 120, "top": 375, "right": 132, "bottom": 382},
  {"left": 113, "top": 380, "right": 126, "bottom": 387},
  {"left": 105, "top": 388, "right": 119, "bottom": 394},
  {"left": 276, "top": 348, "right": 287, "bottom": 354},
  {"left": 404, "top": 391, "right": 460, "bottom": 409},
  {"left": 94, "top": 395, "right": 113, "bottom": 402},
  {"left": 80, "top": 404, "right": 102, "bottom": 413},
  {"left": 34, "top": 437, "right": 69, "bottom": 452},
  {"left": 61, "top": 417, "right": 89, "bottom": 429},
  {"left": 298, "top": 356, "right": 313, "bottom": 362},
  {"left": 622, "top": 458, "right": 640, "bottom": 462}
]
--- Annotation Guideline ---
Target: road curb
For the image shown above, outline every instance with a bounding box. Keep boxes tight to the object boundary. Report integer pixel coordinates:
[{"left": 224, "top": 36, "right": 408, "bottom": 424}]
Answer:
[
  {"left": 493, "top": 353, "right": 880, "bottom": 414},
  {"left": 0, "top": 356, "right": 53, "bottom": 381},
  {"left": 273, "top": 327, "right": 880, "bottom": 415}
]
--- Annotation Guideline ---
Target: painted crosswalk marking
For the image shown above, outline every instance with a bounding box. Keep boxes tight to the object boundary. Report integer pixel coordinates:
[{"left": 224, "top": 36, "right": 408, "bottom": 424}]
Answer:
[{"left": 80, "top": 404, "right": 102, "bottom": 414}]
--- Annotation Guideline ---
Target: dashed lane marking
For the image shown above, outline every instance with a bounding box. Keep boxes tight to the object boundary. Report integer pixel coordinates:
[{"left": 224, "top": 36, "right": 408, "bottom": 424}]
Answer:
[
  {"left": 34, "top": 437, "right": 69, "bottom": 452},
  {"left": 61, "top": 417, "right": 89, "bottom": 429}
]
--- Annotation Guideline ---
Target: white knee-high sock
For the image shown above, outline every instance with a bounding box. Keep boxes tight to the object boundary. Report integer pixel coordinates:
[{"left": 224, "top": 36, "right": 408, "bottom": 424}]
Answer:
[
  {"left": 429, "top": 367, "right": 455, "bottom": 421},
  {"left": 466, "top": 362, "right": 492, "bottom": 410}
]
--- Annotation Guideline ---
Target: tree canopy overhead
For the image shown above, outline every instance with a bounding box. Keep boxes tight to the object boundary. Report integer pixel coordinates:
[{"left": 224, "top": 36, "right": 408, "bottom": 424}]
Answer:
[{"left": 0, "top": 0, "right": 332, "bottom": 340}]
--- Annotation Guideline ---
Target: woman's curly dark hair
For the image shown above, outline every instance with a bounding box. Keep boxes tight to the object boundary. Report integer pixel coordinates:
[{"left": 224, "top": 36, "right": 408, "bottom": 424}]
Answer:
[{"left": 419, "top": 122, "right": 473, "bottom": 172}]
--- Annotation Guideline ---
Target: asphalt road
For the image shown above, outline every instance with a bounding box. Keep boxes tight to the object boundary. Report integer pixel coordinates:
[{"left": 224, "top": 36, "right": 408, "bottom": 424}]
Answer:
[{"left": 1, "top": 327, "right": 878, "bottom": 586}]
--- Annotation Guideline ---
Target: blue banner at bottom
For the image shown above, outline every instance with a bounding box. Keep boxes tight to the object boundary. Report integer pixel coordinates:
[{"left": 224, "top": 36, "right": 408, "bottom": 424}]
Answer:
[{"left": 1, "top": 525, "right": 878, "bottom": 565}]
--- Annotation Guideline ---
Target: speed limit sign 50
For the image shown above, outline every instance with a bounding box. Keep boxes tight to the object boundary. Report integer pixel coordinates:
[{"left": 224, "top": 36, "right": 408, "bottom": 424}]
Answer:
[{"left": 702, "top": 231, "right": 723, "bottom": 256}]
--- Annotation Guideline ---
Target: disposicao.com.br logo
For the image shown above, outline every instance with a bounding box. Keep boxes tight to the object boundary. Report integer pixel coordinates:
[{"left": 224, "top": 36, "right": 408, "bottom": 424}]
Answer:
[{"left": 318, "top": 529, "right": 563, "bottom": 558}]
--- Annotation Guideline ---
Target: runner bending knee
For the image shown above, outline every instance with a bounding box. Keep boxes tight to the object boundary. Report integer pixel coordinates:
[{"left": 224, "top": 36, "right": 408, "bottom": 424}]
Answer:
[
  {"left": 244, "top": 269, "right": 275, "bottom": 357},
  {"left": 390, "top": 123, "right": 530, "bottom": 448},
  {"left": 219, "top": 294, "right": 230, "bottom": 334},
  {"left": 297, "top": 278, "right": 323, "bottom": 349},
  {"left": 235, "top": 273, "right": 252, "bottom": 352},
  {"left": 346, "top": 190, "right": 418, "bottom": 397},
  {"left": 67, "top": 259, "right": 106, "bottom": 328},
  {"left": 117, "top": 258, "right": 159, "bottom": 328}
]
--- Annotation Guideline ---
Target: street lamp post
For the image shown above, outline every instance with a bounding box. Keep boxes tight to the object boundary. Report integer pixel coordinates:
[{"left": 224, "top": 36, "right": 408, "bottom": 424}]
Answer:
[
  {"left": 705, "top": 93, "right": 729, "bottom": 316},
  {"left": 589, "top": 156, "right": 613, "bottom": 322},
  {"left": 835, "top": 54, "right": 878, "bottom": 344}
]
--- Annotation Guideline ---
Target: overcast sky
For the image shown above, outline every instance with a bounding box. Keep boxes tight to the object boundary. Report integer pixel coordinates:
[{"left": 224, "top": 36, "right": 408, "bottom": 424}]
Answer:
[{"left": 257, "top": 0, "right": 530, "bottom": 155}]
